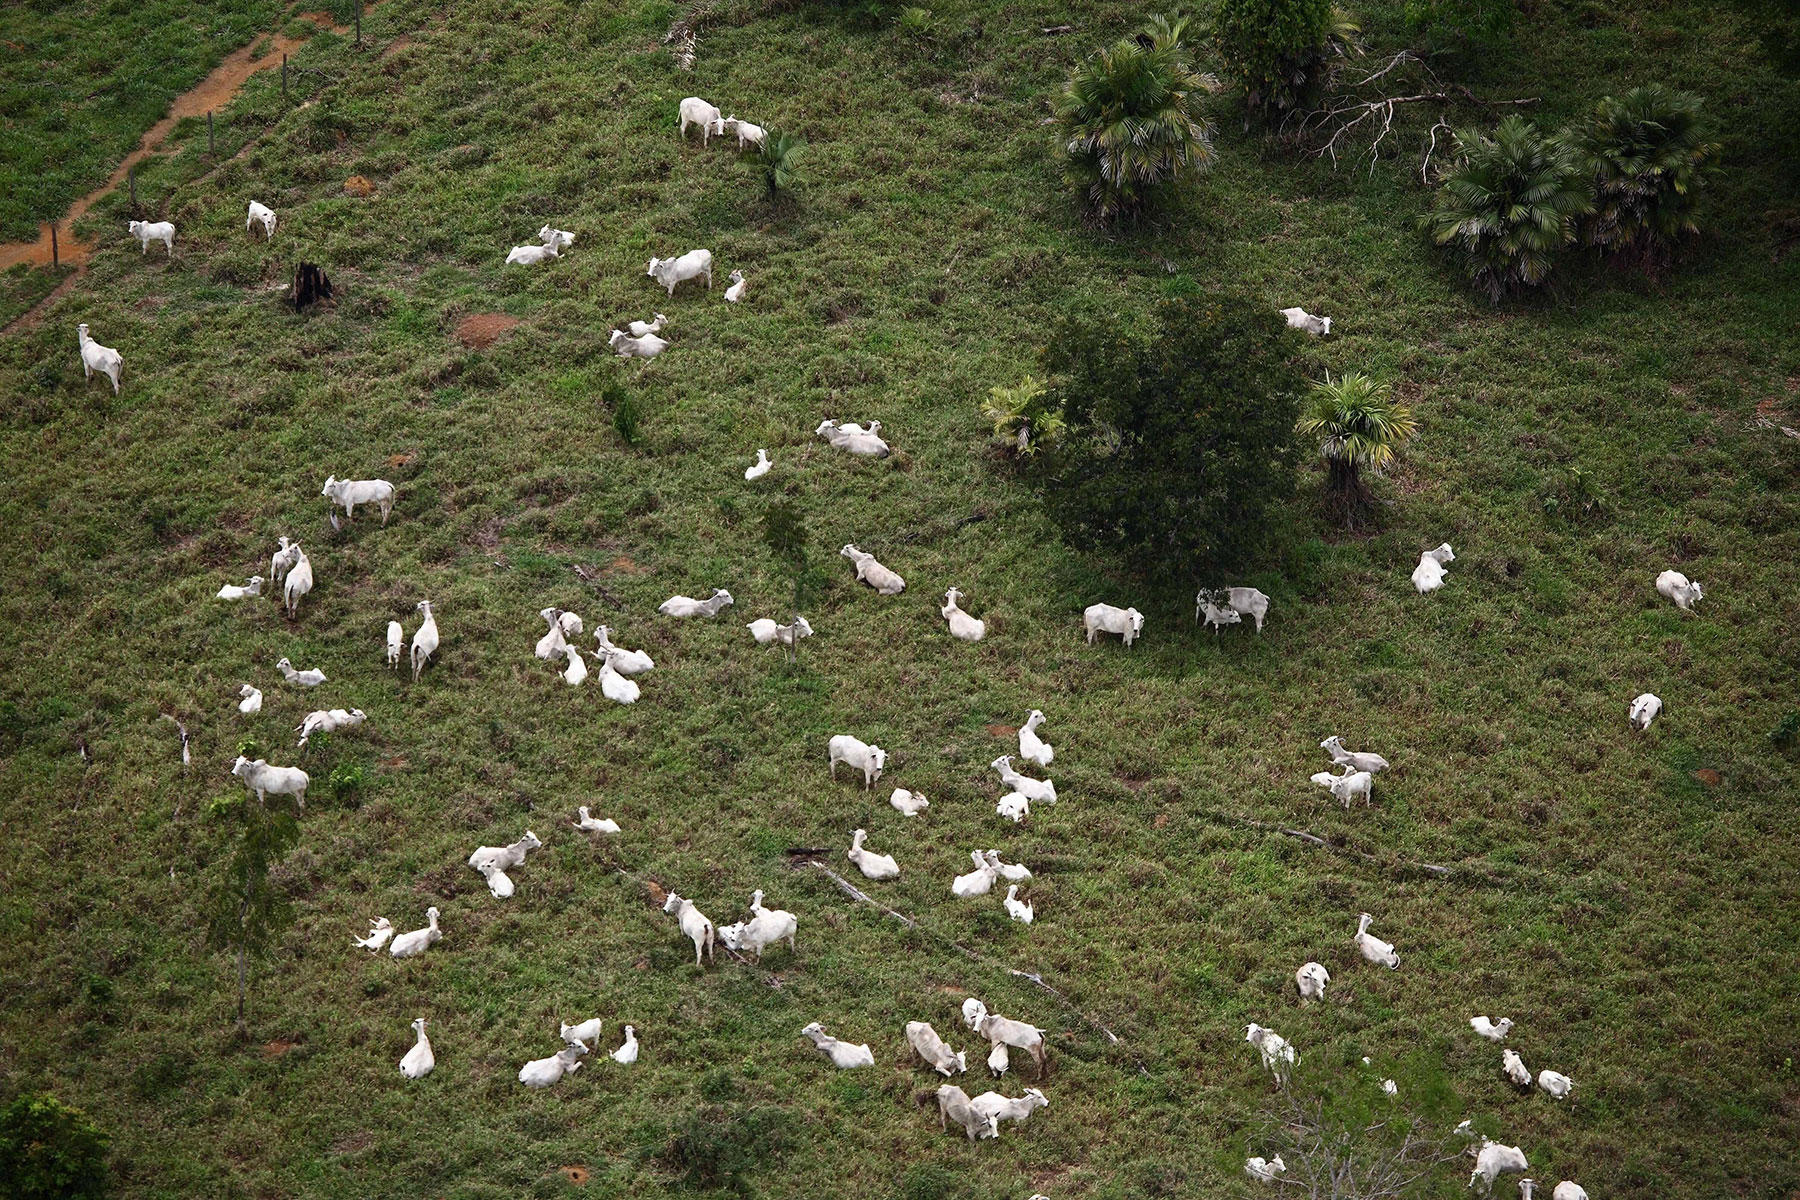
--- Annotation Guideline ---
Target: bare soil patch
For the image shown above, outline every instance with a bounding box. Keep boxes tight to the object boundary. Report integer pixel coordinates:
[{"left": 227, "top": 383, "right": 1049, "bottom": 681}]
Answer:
[{"left": 455, "top": 313, "right": 518, "bottom": 349}]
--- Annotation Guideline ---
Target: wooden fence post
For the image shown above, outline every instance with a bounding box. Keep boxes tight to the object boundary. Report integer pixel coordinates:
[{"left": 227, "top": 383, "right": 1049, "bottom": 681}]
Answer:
[
  {"left": 282, "top": 54, "right": 288, "bottom": 97},
  {"left": 129, "top": 166, "right": 137, "bottom": 211},
  {"left": 208, "top": 110, "right": 215, "bottom": 154},
  {"left": 355, "top": 0, "right": 362, "bottom": 44},
  {"left": 51, "top": 224, "right": 58, "bottom": 268}
]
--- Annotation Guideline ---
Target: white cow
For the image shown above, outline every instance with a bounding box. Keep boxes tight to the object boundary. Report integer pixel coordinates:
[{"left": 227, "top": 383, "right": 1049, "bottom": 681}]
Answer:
[
  {"left": 127, "top": 220, "right": 175, "bottom": 255},
  {"left": 647, "top": 249, "right": 713, "bottom": 296},
  {"left": 1083, "top": 603, "right": 1144, "bottom": 647}
]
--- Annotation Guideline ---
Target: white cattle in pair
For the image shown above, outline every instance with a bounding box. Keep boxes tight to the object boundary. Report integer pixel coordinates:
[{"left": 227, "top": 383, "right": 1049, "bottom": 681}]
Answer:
[
  {"left": 647, "top": 249, "right": 713, "bottom": 296},
  {"left": 1196, "top": 586, "right": 1270, "bottom": 633}
]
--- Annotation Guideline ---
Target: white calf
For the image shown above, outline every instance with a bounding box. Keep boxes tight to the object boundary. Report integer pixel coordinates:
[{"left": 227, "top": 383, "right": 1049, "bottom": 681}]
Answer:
[{"left": 127, "top": 220, "right": 175, "bottom": 255}]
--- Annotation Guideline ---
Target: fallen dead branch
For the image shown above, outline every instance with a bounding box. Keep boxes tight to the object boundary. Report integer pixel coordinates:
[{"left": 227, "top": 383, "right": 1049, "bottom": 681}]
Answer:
[{"left": 1283, "top": 51, "right": 1538, "bottom": 181}]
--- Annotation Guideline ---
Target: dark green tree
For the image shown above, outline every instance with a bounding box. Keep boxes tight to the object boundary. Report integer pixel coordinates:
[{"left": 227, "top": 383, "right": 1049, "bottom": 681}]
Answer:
[
  {"left": 1214, "top": 0, "right": 1333, "bottom": 114},
  {"left": 1568, "top": 85, "right": 1718, "bottom": 270},
  {"left": 1422, "top": 116, "right": 1591, "bottom": 301},
  {"left": 760, "top": 500, "right": 827, "bottom": 641},
  {"left": 206, "top": 791, "right": 300, "bottom": 1030},
  {"left": 1055, "top": 15, "right": 1219, "bottom": 224},
  {"left": 0, "top": 1094, "right": 109, "bottom": 1200},
  {"left": 1032, "top": 296, "right": 1304, "bottom": 581}
]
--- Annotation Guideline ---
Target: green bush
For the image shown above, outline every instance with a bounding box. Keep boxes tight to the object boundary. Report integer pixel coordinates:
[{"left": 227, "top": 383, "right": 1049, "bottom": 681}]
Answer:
[
  {"left": 1568, "top": 85, "right": 1718, "bottom": 270},
  {"left": 1403, "top": 0, "right": 1514, "bottom": 51},
  {"left": 1214, "top": 0, "right": 1333, "bottom": 113},
  {"left": 328, "top": 761, "right": 369, "bottom": 803},
  {"left": 1422, "top": 116, "right": 1591, "bottom": 301},
  {"left": 1032, "top": 296, "right": 1304, "bottom": 580},
  {"left": 611, "top": 390, "right": 643, "bottom": 447},
  {"left": 0, "top": 1094, "right": 110, "bottom": 1200},
  {"left": 659, "top": 1105, "right": 789, "bottom": 1193},
  {"left": 1056, "top": 15, "right": 1218, "bottom": 223}
]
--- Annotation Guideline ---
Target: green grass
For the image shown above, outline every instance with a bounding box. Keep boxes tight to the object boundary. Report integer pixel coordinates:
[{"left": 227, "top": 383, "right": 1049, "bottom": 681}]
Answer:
[{"left": 2, "top": 0, "right": 1798, "bottom": 1197}]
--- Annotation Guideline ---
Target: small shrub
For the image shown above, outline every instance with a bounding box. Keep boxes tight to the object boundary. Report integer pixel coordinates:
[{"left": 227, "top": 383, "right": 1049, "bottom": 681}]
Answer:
[
  {"left": 235, "top": 736, "right": 265, "bottom": 760},
  {"left": 1568, "top": 85, "right": 1718, "bottom": 270},
  {"left": 895, "top": 5, "right": 934, "bottom": 36},
  {"left": 1214, "top": 0, "right": 1333, "bottom": 114},
  {"left": 1541, "top": 466, "right": 1610, "bottom": 522},
  {"left": 660, "top": 1105, "right": 789, "bottom": 1193},
  {"left": 1056, "top": 15, "right": 1218, "bottom": 224},
  {"left": 0, "top": 1094, "right": 110, "bottom": 1200},
  {"left": 979, "top": 376, "right": 1063, "bottom": 457},
  {"left": 328, "top": 761, "right": 369, "bottom": 803},
  {"left": 1422, "top": 116, "right": 1592, "bottom": 302},
  {"left": 1771, "top": 710, "right": 1800, "bottom": 748}
]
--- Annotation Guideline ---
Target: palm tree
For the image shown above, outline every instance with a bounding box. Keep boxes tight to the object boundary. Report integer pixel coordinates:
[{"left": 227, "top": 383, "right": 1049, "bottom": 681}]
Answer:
[
  {"left": 979, "top": 376, "right": 1064, "bottom": 457},
  {"left": 1568, "top": 85, "right": 1717, "bottom": 269},
  {"left": 1422, "top": 116, "right": 1591, "bottom": 302},
  {"left": 1056, "top": 15, "right": 1219, "bottom": 225},
  {"left": 1295, "top": 372, "right": 1417, "bottom": 515},
  {"left": 750, "top": 130, "right": 804, "bottom": 197}
]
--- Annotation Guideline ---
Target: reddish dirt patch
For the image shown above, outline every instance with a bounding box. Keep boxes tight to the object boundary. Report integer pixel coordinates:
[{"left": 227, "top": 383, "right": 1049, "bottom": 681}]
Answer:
[
  {"left": 1153, "top": 813, "right": 1169, "bottom": 829},
  {"left": 298, "top": 10, "right": 335, "bottom": 25},
  {"left": 558, "top": 1166, "right": 590, "bottom": 1185},
  {"left": 610, "top": 555, "right": 646, "bottom": 574},
  {"left": 379, "top": 755, "right": 408, "bottom": 768},
  {"left": 985, "top": 723, "right": 1017, "bottom": 738},
  {"left": 344, "top": 175, "right": 375, "bottom": 197},
  {"left": 381, "top": 36, "right": 414, "bottom": 57},
  {"left": 455, "top": 313, "right": 518, "bottom": 349},
  {"left": 262, "top": 1038, "right": 301, "bottom": 1058},
  {"left": 643, "top": 881, "right": 667, "bottom": 904},
  {"left": 386, "top": 451, "right": 416, "bottom": 468},
  {"left": 632, "top": 958, "right": 650, "bottom": 971},
  {"left": 1692, "top": 768, "right": 1721, "bottom": 787}
]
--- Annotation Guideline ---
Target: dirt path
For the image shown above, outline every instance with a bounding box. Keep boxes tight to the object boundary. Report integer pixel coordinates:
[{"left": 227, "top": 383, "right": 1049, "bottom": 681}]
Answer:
[{"left": 0, "top": 3, "right": 383, "bottom": 277}]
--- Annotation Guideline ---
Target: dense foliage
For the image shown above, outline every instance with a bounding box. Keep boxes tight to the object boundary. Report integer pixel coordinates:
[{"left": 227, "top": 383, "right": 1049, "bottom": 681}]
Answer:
[
  {"left": 1033, "top": 297, "right": 1303, "bottom": 579},
  {"left": 1214, "top": 0, "right": 1334, "bottom": 113},
  {"left": 1403, "top": 0, "right": 1515, "bottom": 51},
  {"left": 1569, "top": 85, "right": 1717, "bottom": 268},
  {"left": 750, "top": 130, "right": 805, "bottom": 196},
  {"left": 1055, "top": 15, "right": 1218, "bottom": 224},
  {"left": 1423, "top": 116, "right": 1592, "bottom": 301},
  {"left": 0, "top": 1095, "right": 109, "bottom": 1200},
  {"left": 1295, "top": 371, "right": 1418, "bottom": 521}
]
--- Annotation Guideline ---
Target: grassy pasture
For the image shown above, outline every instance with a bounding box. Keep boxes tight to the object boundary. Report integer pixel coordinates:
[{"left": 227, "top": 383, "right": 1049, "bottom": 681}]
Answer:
[{"left": 0, "top": 0, "right": 1797, "bottom": 1197}]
